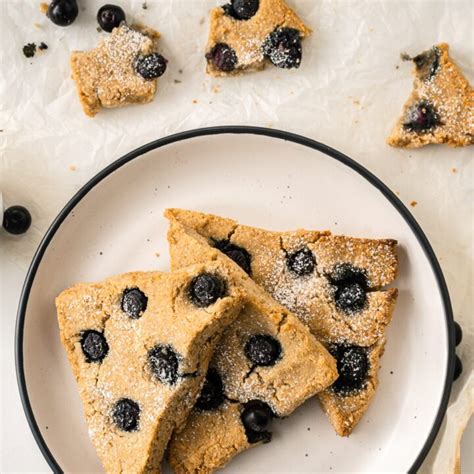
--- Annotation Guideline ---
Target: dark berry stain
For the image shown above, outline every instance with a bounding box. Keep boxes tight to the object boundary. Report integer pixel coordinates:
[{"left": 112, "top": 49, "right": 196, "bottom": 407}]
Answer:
[
  {"left": 403, "top": 101, "right": 440, "bottom": 133},
  {"left": 121, "top": 288, "right": 148, "bottom": 319},
  {"left": 330, "top": 344, "right": 369, "bottom": 395},
  {"left": 329, "top": 263, "right": 368, "bottom": 313},
  {"left": 148, "top": 344, "right": 180, "bottom": 385},
  {"left": 262, "top": 27, "right": 302, "bottom": 69},
  {"left": 112, "top": 398, "right": 140, "bottom": 432},
  {"left": 213, "top": 239, "right": 252, "bottom": 274},
  {"left": 244, "top": 334, "right": 282, "bottom": 367},
  {"left": 80, "top": 330, "right": 109, "bottom": 362},
  {"left": 287, "top": 247, "right": 315, "bottom": 276},
  {"left": 413, "top": 47, "right": 440, "bottom": 82},
  {"left": 188, "top": 273, "right": 226, "bottom": 307},
  {"left": 223, "top": 0, "right": 259, "bottom": 20},
  {"left": 206, "top": 43, "right": 238, "bottom": 72},
  {"left": 241, "top": 400, "right": 274, "bottom": 444},
  {"left": 195, "top": 368, "right": 225, "bottom": 410},
  {"left": 39, "top": 42, "right": 48, "bottom": 51}
]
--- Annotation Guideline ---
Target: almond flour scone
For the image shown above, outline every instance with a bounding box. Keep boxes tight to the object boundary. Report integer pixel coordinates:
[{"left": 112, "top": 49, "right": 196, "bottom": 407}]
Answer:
[
  {"left": 166, "top": 221, "right": 337, "bottom": 473},
  {"left": 205, "top": 0, "right": 311, "bottom": 76},
  {"left": 70, "top": 23, "right": 167, "bottom": 117},
  {"left": 56, "top": 264, "right": 243, "bottom": 473},
  {"left": 387, "top": 43, "right": 474, "bottom": 148},
  {"left": 165, "top": 209, "right": 399, "bottom": 437}
]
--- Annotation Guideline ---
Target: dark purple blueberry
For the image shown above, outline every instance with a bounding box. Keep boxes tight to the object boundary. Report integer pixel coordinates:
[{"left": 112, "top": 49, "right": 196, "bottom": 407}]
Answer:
[
  {"left": 453, "top": 355, "right": 462, "bottom": 381},
  {"left": 112, "top": 398, "right": 140, "bottom": 432},
  {"left": 121, "top": 288, "right": 148, "bottom": 319},
  {"left": 188, "top": 273, "right": 226, "bottom": 307},
  {"left": 205, "top": 43, "right": 238, "bottom": 72},
  {"left": 244, "top": 334, "right": 282, "bottom": 367},
  {"left": 148, "top": 344, "right": 180, "bottom": 385},
  {"left": 39, "top": 42, "right": 48, "bottom": 51},
  {"left": 241, "top": 400, "right": 274, "bottom": 443},
  {"left": 454, "top": 321, "right": 462, "bottom": 346},
  {"left": 47, "top": 0, "right": 78, "bottom": 27},
  {"left": 213, "top": 239, "right": 252, "bottom": 275},
  {"left": 195, "top": 368, "right": 225, "bottom": 410},
  {"left": 80, "top": 330, "right": 109, "bottom": 363},
  {"left": 23, "top": 44, "right": 36, "bottom": 58},
  {"left": 262, "top": 27, "right": 302, "bottom": 69},
  {"left": 287, "top": 247, "right": 315, "bottom": 276},
  {"left": 222, "top": 0, "right": 259, "bottom": 20},
  {"left": 97, "top": 4, "right": 126, "bottom": 33},
  {"left": 2, "top": 206, "right": 32, "bottom": 235},
  {"left": 135, "top": 53, "right": 168, "bottom": 80},
  {"left": 330, "top": 345, "right": 369, "bottom": 395},
  {"left": 413, "top": 47, "right": 440, "bottom": 82},
  {"left": 403, "top": 101, "right": 440, "bottom": 132},
  {"left": 329, "top": 263, "right": 368, "bottom": 314}
]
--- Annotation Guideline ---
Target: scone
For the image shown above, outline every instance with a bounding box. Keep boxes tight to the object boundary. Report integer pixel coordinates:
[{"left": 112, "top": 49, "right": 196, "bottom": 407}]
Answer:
[
  {"left": 165, "top": 209, "right": 399, "bottom": 437},
  {"left": 56, "top": 264, "right": 243, "bottom": 473},
  {"left": 387, "top": 43, "right": 474, "bottom": 148},
  {"left": 205, "top": 0, "right": 311, "bottom": 76},
  {"left": 166, "top": 222, "right": 338, "bottom": 473}
]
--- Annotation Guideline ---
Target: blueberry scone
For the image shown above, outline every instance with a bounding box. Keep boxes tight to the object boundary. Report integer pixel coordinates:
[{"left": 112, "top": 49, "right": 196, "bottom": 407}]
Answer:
[
  {"left": 388, "top": 43, "right": 474, "bottom": 148},
  {"left": 56, "top": 264, "right": 243, "bottom": 473},
  {"left": 166, "top": 221, "right": 337, "bottom": 473},
  {"left": 165, "top": 209, "right": 399, "bottom": 437},
  {"left": 205, "top": 0, "right": 311, "bottom": 76}
]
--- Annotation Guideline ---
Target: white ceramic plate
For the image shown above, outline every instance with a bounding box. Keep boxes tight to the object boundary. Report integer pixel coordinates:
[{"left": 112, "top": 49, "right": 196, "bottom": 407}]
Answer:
[{"left": 16, "top": 127, "right": 454, "bottom": 473}]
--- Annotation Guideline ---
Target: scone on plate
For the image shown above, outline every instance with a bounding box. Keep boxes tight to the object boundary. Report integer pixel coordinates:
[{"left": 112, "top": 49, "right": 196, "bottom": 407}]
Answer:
[{"left": 56, "top": 264, "right": 243, "bottom": 473}]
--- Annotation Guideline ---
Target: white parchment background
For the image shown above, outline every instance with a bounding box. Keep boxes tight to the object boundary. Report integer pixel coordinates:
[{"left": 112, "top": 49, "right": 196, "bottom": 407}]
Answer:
[{"left": 0, "top": 0, "right": 473, "bottom": 471}]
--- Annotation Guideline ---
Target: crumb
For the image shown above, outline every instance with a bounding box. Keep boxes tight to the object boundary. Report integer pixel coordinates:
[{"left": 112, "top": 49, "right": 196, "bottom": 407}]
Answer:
[
  {"left": 395, "top": 65, "right": 399, "bottom": 70},
  {"left": 81, "top": 6, "right": 85, "bottom": 11},
  {"left": 146, "top": 238, "right": 151, "bottom": 242},
  {"left": 167, "top": 185, "right": 171, "bottom": 189},
  {"left": 334, "top": 222, "right": 338, "bottom": 226},
  {"left": 38, "top": 42, "right": 48, "bottom": 51},
  {"left": 178, "top": 69, "right": 183, "bottom": 74},
  {"left": 155, "top": 252, "right": 160, "bottom": 258},
  {"left": 0, "top": 130, "right": 3, "bottom": 132},
  {"left": 305, "top": 454, "right": 308, "bottom": 457},
  {"left": 353, "top": 99, "right": 360, "bottom": 106},
  {"left": 45, "top": 426, "right": 48, "bottom": 429},
  {"left": 395, "top": 191, "right": 400, "bottom": 196},
  {"left": 369, "top": 27, "right": 374, "bottom": 32},
  {"left": 96, "top": 26, "right": 102, "bottom": 32},
  {"left": 414, "top": 416, "right": 417, "bottom": 419},
  {"left": 34, "top": 22, "right": 42, "bottom": 29},
  {"left": 99, "top": 251, "right": 103, "bottom": 256},
  {"left": 390, "top": 370, "right": 394, "bottom": 374},
  {"left": 400, "top": 52, "right": 411, "bottom": 61},
  {"left": 192, "top": 99, "right": 198, "bottom": 104},
  {"left": 174, "top": 79, "right": 182, "bottom": 84},
  {"left": 212, "top": 85, "right": 221, "bottom": 93},
  {"left": 410, "top": 200, "right": 417, "bottom": 207},
  {"left": 142, "top": 1, "right": 148, "bottom": 9},
  {"left": 452, "top": 167, "right": 457, "bottom": 173},
  {"left": 199, "top": 17, "right": 205, "bottom": 25},
  {"left": 69, "top": 165, "right": 77, "bottom": 171},
  {"left": 354, "top": 120, "right": 359, "bottom": 124},
  {"left": 307, "top": 427, "right": 310, "bottom": 431},
  {"left": 39, "top": 2, "right": 48, "bottom": 14},
  {"left": 23, "top": 43, "right": 36, "bottom": 58}
]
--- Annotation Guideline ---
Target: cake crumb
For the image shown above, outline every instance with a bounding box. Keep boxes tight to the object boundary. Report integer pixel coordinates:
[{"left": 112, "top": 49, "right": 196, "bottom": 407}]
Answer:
[
  {"left": 212, "top": 85, "right": 221, "bottom": 93},
  {"left": 451, "top": 167, "right": 457, "bottom": 173},
  {"left": 69, "top": 165, "right": 77, "bottom": 171},
  {"left": 34, "top": 22, "right": 42, "bottom": 29},
  {"left": 142, "top": 1, "right": 148, "bottom": 9},
  {"left": 39, "top": 2, "right": 48, "bottom": 14},
  {"left": 155, "top": 252, "right": 160, "bottom": 258},
  {"left": 174, "top": 79, "right": 182, "bottom": 84},
  {"left": 410, "top": 200, "right": 417, "bottom": 207},
  {"left": 353, "top": 99, "right": 360, "bottom": 106},
  {"left": 192, "top": 99, "right": 198, "bottom": 104},
  {"left": 395, "top": 65, "right": 399, "bottom": 70}
]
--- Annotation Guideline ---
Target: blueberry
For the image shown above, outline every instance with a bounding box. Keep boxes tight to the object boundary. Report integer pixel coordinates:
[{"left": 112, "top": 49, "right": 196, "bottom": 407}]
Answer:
[
  {"left": 121, "top": 288, "right": 148, "bottom": 319},
  {"left": 213, "top": 239, "right": 252, "bottom": 275},
  {"left": 97, "top": 4, "right": 126, "bottom": 33},
  {"left": 223, "top": 0, "right": 259, "bottom": 20},
  {"left": 112, "top": 398, "right": 140, "bottom": 432},
  {"left": 403, "top": 101, "right": 440, "bottom": 132},
  {"left": 413, "top": 47, "right": 440, "bottom": 82},
  {"left": 188, "top": 273, "right": 226, "bottom": 307},
  {"left": 80, "top": 330, "right": 109, "bottom": 363},
  {"left": 148, "top": 344, "right": 180, "bottom": 385},
  {"left": 47, "top": 0, "right": 78, "bottom": 27},
  {"left": 262, "top": 27, "right": 302, "bottom": 69},
  {"left": 205, "top": 43, "right": 238, "bottom": 72},
  {"left": 195, "top": 368, "right": 225, "bottom": 410},
  {"left": 2, "top": 206, "right": 32, "bottom": 235},
  {"left": 287, "top": 247, "right": 315, "bottom": 276},
  {"left": 241, "top": 400, "right": 274, "bottom": 444},
  {"left": 453, "top": 355, "right": 463, "bottom": 381},
  {"left": 454, "top": 321, "right": 462, "bottom": 346},
  {"left": 244, "top": 334, "right": 282, "bottom": 367},
  {"left": 135, "top": 53, "right": 168, "bottom": 80},
  {"left": 330, "top": 345, "right": 369, "bottom": 395},
  {"left": 329, "top": 263, "right": 368, "bottom": 313}
]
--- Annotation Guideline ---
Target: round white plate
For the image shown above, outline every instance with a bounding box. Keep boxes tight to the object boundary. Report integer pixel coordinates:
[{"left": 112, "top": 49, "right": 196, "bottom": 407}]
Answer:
[{"left": 16, "top": 127, "right": 454, "bottom": 473}]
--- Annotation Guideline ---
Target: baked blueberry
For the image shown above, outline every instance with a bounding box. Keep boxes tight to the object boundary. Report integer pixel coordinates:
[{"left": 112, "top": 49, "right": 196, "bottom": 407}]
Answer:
[
  {"left": 135, "top": 53, "right": 168, "bottom": 80},
  {"left": 213, "top": 239, "right": 252, "bottom": 275},
  {"left": 148, "top": 344, "right": 180, "bottom": 385},
  {"left": 241, "top": 400, "right": 274, "bottom": 444},
  {"left": 330, "top": 345, "right": 369, "bottom": 395},
  {"left": 97, "top": 4, "right": 126, "bottom": 33},
  {"left": 403, "top": 101, "right": 440, "bottom": 132},
  {"left": 262, "top": 27, "right": 302, "bottom": 69},
  {"left": 80, "top": 330, "right": 109, "bottom": 363},
  {"left": 206, "top": 43, "right": 238, "bottom": 72},
  {"left": 2, "top": 205, "right": 32, "bottom": 235},
  {"left": 223, "top": 0, "right": 259, "bottom": 20},
  {"left": 47, "top": 0, "right": 79, "bottom": 26},
  {"left": 413, "top": 47, "right": 440, "bottom": 82},
  {"left": 188, "top": 273, "right": 226, "bottom": 307},
  {"left": 244, "top": 334, "right": 282, "bottom": 367},
  {"left": 287, "top": 247, "right": 315, "bottom": 276},
  {"left": 112, "top": 398, "right": 140, "bottom": 432},
  {"left": 195, "top": 368, "right": 225, "bottom": 410},
  {"left": 121, "top": 288, "right": 148, "bottom": 319},
  {"left": 329, "top": 263, "right": 368, "bottom": 313},
  {"left": 454, "top": 321, "right": 463, "bottom": 346}
]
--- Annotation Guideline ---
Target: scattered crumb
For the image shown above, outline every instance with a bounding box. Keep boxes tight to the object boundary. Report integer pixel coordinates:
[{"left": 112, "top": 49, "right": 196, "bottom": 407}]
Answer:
[
  {"left": 212, "top": 85, "right": 221, "bottom": 93},
  {"left": 353, "top": 120, "right": 359, "bottom": 124},
  {"left": 305, "top": 454, "right": 308, "bottom": 457},
  {"left": 178, "top": 69, "right": 183, "bottom": 74},
  {"left": 400, "top": 52, "right": 411, "bottom": 61},
  {"left": 142, "top": 1, "right": 148, "bottom": 9},
  {"left": 410, "top": 200, "right": 418, "bottom": 207},
  {"left": 173, "top": 79, "right": 182, "bottom": 84},
  {"left": 267, "top": 123, "right": 274, "bottom": 128},
  {"left": 155, "top": 252, "right": 160, "bottom": 258},
  {"left": 414, "top": 416, "right": 417, "bottom": 419},
  {"left": 353, "top": 99, "right": 360, "bottom": 106},
  {"left": 99, "top": 251, "right": 103, "bottom": 256},
  {"left": 199, "top": 17, "right": 205, "bottom": 25},
  {"left": 390, "top": 370, "right": 394, "bottom": 374},
  {"left": 34, "top": 22, "right": 42, "bottom": 29},
  {"left": 395, "top": 65, "right": 399, "bottom": 70},
  {"left": 395, "top": 191, "right": 400, "bottom": 196},
  {"left": 39, "top": 2, "right": 48, "bottom": 14},
  {"left": 146, "top": 238, "right": 151, "bottom": 242},
  {"left": 69, "top": 165, "right": 77, "bottom": 171},
  {"left": 307, "top": 427, "right": 310, "bottom": 431},
  {"left": 368, "top": 27, "right": 374, "bottom": 32},
  {"left": 0, "top": 130, "right": 3, "bottom": 132},
  {"left": 192, "top": 99, "right": 198, "bottom": 104},
  {"left": 23, "top": 43, "right": 36, "bottom": 58},
  {"left": 96, "top": 26, "right": 102, "bottom": 32},
  {"left": 45, "top": 426, "right": 48, "bottom": 430},
  {"left": 452, "top": 167, "right": 457, "bottom": 173}
]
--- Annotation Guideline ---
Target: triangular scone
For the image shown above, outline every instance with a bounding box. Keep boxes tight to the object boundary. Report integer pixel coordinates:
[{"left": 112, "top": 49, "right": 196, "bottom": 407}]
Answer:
[
  {"left": 165, "top": 209, "right": 398, "bottom": 437},
  {"left": 56, "top": 264, "right": 243, "bottom": 473},
  {"left": 387, "top": 43, "right": 474, "bottom": 148},
  {"left": 166, "top": 221, "right": 337, "bottom": 472},
  {"left": 205, "top": 0, "right": 311, "bottom": 76}
]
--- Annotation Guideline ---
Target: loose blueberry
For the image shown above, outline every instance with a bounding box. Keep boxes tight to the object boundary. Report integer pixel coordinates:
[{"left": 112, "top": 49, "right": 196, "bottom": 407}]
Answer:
[
  {"left": 413, "top": 47, "right": 440, "bottom": 82},
  {"left": 112, "top": 398, "right": 140, "bottom": 432},
  {"left": 188, "top": 273, "right": 226, "bottom": 307},
  {"left": 330, "top": 345, "right": 369, "bottom": 395},
  {"left": 195, "top": 368, "right": 225, "bottom": 410},
  {"left": 453, "top": 355, "right": 463, "bottom": 381},
  {"left": 205, "top": 43, "right": 238, "bottom": 72},
  {"left": 241, "top": 400, "right": 274, "bottom": 444},
  {"left": 213, "top": 239, "right": 252, "bottom": 275},
  {"left": 80, "top": 330, "right": 109, "bottom": 363},
  {"left": 23, "top": 43, "right": 36, "bottom": 58},
  {"left": 262, "top": 27, "right": 302, "bottom": 69},
  {"left": 329, "top": 263, "right": 368, "bottom": 314},
  {"left": 454, "top": 321, "right": 463, "bottom": 346},
  {"left": 2, "top": 206, "right": 32, "bottom": 235},
  {"left": 121, "top": 288, "right": 148, "bottom": 319},
  {"left": 287, "top": 247, "right": 315, "bottom": 276},
  {"left": 403, "top": 101, "right": 440, "bottom": 132},
  {"left": 244, "top": 334, "right": 282, "bottom": 367},
  {"left": 148, "top": 344, "right": 180, "bottom": 385},
  {"left": 223, "top": 0, "right": 259, "bottom": 20},
  {"left": 135, "top": 53, "right": 168, "bottom": 80},
  {"left": 47, "top": 0, "right": 79, "bottom": 27},
  {"left": 97, "top": 4, "right": 126, "bottom": 33}
]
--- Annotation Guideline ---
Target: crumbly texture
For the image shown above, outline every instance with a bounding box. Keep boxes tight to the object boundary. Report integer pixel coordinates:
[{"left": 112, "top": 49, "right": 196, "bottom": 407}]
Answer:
[
  {"left": 387, "top": 43, "right": 474, "bottom": 148},
  {"left": 56, "top": 264, "right": 243, "bottom": 474},
  {"left": 70, "top": 24, "right": 160, "bottom": 117},
  {"left": 206, "top": 0, "right": 311, "bottom": 76},
  {"left": 166, "top": 221, "right": 337, "bottom": 473}
]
